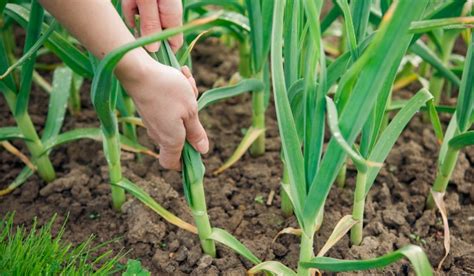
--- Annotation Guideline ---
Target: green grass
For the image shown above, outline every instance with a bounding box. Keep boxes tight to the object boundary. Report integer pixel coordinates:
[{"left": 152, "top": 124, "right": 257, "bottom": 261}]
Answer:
[{"left": 0, "top": 213, "right": 127, "bottom": 275}]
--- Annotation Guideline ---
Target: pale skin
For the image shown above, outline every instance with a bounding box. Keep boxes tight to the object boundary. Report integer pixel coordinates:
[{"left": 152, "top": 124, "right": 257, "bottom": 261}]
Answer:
[{"left": 38, "top": 0, "right": 209, "bottom": 170}]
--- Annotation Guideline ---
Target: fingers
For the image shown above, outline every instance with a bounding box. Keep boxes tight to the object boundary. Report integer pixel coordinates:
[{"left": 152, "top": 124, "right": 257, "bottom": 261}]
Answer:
[
  {"left": 122, "top": 0, "right": 138, "bottom": 28},
  {"left": 159, "top": 0, "right": 184, "bottom": 52},
  {"left": 137, "top": 0, "right": 162, "bottom": 52},
  {"left": 181, "top": 66, "right": 198, "bottom": 98},
  {"left": 183, "top": 110, "right": 209, "bottom": 154},
  {"left": 147, "top": 122, "right": 185, "bottom": 171},
  {"left": 158, "top": 142, "right": 184, "bottom": 170}
]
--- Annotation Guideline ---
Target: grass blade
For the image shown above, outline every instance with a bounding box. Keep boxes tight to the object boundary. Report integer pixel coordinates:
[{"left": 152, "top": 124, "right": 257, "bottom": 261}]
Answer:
[
  {"left": 430, "top": 190, "right": 450, "bottom": 272},
  {"left": 1, "top": 141, "right": 36, "bottom": 170},
  {"left": 410, "top": 17, "right": 474, "bottom": 33},
  {"left": 456, "top": 32, "right": 474, "bottom": 132},
  {"left": 448, "top": 131, "right": 474, "bottom": 150},
  {"left": 42, "top": 128, "right": 157, "bottom": 158},
  {"left": 284, "top": 0, "right": 300, "bottom": 88},
  {"left": 185, "top": 0, "right": 245, "bottom": 17},
  {"left": 42, "top": 67, "right": 73, "bottom": 143},
  {"left": 336, "top": 0, "right": 358, "bottom": 60},
  {"left": 271, "top": 0, "right": 306, "bottom": 226},
  {"left": 317, "top": 215, "right": 357, "bottom": 257},
  {"left": 304, "top": 0, "right": 428, "bottom": 228},
  {"left": 0, "top": 167, "right": 34, "bottom": 196},
  {"left": 326, "top": 97, "right": 372, "bottom": 172},
  {"left": 350, "top": 0, "right": 371, "bottom": 41},
  {"left": 0, "top": 20, "right": 58, "bottom": 80},
  {"left": 365, "top": 89, "right": 433, "bottom": 194},
  {"left": 114, "top": 178, "right": 198, "bottom": 234},
  {"left": 248, "top": 261, "right": 296, "bottom": 276},
  {"left": 302, "top": 0, "right": 326, "bottom": 188},
  {"left": 5, "top": 4, "right": 94, "bottom": 78},
  {"left": 213, "top": 127, "right": 265, "bottom": 174},
  {"left": 426, "top": 99, "right": 444, "bottom": 143},
  {"left": 15, "top": 0, "right": 44, "bottom": 117},
  {"left": 301, "top": 245, "right": 433, "bottom": 275},
  {"left": 0, "top": 127, "right": 28, "bottom": 141},
  {"left": 208, "top": 228, "right": 261, "bottom": 264},
  {"left": 410, "top": 41, "right": 460, "bottom": 86},
  {"left": 197, "top": 79, "right": 263, "bottom": 111}
]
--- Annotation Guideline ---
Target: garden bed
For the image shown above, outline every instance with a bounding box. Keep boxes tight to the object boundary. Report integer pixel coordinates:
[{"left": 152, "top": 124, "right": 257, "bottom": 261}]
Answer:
[{"left": 1, "top": 38, "right": 473, "bottom": 275}]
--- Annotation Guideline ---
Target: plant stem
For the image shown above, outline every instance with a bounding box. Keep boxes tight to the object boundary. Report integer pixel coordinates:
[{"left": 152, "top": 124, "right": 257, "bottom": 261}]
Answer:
[
  {"left": 104, "top": 135, "right": 126, "bottom": 211},
  {"left": 314, "top": 206, "right": 324, "bottom": 232},
  {"left": 351, "top": 170, "right": 367, "bottom": 245},
  {"left": 5, "top": 92, "right": 55, "bottom": 182},
  {"left": 280, "top": 164, "right": 293, "bottom": 217},
  {"left": 426, "top": 146, "right": 459, "bottom": 209},
  {"left": 335, "top": 161, "right": 347, "bottom": 188},
  {"left": 68, "top": 74, "right": 82, "bottom": 115},
  {"left": 238, "top": 41, "right": 251, "bottom": 78},
  {"left": 190, "top": 178, "right": 216, "bottom": 257},
  {"left": 121, "top": 93, "right": 139, "bottom": 143},
  {"left": 430, "top": 34, "right": 457, "bottom": 105},
  {"left": 297, "top": 232, "right": 314, "bottom": 276},
  {"left": 250, "top": 70, "right": 265, "bottom": 156}
]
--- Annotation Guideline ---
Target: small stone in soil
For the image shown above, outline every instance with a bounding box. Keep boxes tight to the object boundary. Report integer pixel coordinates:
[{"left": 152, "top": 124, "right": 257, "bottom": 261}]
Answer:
[
  {"left": 272, "top": 242, "right": 288, "bottom": 257},
  {"left": 174, "top": 246, "right": 188, "bottom": 262},
  {"left": 382, "top": 209, "right": 407, "bottom": 227},
  {"left": 197, "top": 255, "right": 213, "bottom": 269},
  {"left": 186, "top": 245, "right": 202, "bottom": 266}
]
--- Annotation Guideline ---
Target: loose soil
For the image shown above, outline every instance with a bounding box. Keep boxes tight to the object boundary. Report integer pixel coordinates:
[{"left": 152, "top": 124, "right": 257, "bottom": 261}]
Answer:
[{"left": 1, "top": 38, "right": 473, "bottom": 275}]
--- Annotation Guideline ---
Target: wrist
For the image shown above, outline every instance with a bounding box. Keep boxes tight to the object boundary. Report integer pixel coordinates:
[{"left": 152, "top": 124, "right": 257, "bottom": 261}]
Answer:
[{"left": 114, "top": 47, "right": 154, "bottom": 84}]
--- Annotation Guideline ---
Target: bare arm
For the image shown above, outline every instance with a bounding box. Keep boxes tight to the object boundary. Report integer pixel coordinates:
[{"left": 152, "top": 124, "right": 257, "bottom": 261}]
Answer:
[
  {"left": 38, "top": 0, "right": 148, "bottom": 79},
  {"left": 39, "top": 0, "right": 208, "bottom": 170}
]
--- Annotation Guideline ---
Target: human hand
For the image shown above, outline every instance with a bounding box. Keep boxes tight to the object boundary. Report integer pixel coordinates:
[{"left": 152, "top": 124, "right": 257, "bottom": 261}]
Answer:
[
  {"left": 122, "top": 0, "right": 183, "bottom": 52},
  {"left": 116, "top": 55, "right": 207, "bottom": 170}
]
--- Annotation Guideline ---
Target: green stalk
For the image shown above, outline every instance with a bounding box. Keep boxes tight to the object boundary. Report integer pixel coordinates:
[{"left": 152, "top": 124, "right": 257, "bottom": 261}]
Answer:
[
  {"left": 4, "top": 92, "right": 55, "bottom": 182},
  {"left": 189, "top": 175, "right": 216, "bottom": 257},
  {"left": 280, "top": 164, "right": 293, "bottom": 217},
  {"left": 335, "top": 161, "right": 347, "bottom": 188},
  {"left": 250, "top": 69, "right": 265, "bottom": 156},
  {"left": 68, "top": 74, "right": 82, "bottom": 115},
  {"left": 16, "top": 113, "right": 56, "bottom": 182},
  {"left": 426, "top": 146, "right": 459, "bottom": 209},
  {"left": 104, "top": 135, "right": 126, "bottom": 211},
  {"left": 350, "top": 170, "right": 367, "bottom": 245},
  {"left": 120, "top": 93, "right": 139, "bottom": 144},
  {"left": 314, "top": 205, "right": 324, "bottom": 232},
  {"left": 297, "top": 233, "right": 314, "bottom": 276},
  {"left": 239, "top": 41, "right": 252, "bottom": 78},
  {"left": 429, "top": 33, "right": 457, "bottom": 105}
]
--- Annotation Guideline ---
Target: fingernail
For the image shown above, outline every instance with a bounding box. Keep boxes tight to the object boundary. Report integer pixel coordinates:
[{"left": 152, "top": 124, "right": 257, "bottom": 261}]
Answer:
[
  {"left": 197, "top": 138, "right": 209, "bottom": 154},
  {"left": 182, "top": 66, "right": 191, "bottom": 76}
]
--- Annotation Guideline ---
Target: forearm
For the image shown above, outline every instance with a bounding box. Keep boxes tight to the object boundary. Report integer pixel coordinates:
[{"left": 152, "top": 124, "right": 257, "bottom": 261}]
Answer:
[{"left": 38, "top": 0, "right": 151, "bottom": 81}]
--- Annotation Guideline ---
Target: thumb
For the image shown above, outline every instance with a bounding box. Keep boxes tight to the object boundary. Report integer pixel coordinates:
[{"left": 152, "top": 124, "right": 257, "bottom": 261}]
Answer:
[{"left": 184, "top": 114, "right": 209, "bottom": 154}]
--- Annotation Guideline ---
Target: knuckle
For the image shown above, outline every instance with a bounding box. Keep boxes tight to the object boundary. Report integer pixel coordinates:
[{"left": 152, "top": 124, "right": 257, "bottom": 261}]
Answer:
[
  {"left": 182, "top": 103, "right": 198, "bottom": 120},
  {"left": 160, "top": 137, "right": 184, "bottom": 151},
  {"left": 122, "top": 0, "right": 134, "bottom": 9},
  {"left": 159, "top": 158, "right": 175, "bottom": 170},
  {"left": 187, "top": 127, "right": 204, "bottom": 141},
  {"left": 160, "top": 1, "right": 183, "bottom": 15},
  {"left": 141, "top": 19, "right": 161, "bottom": 32},
  {"left": 170, "top": 35, "right": 184, "bottom": 47},
  {"left": 136, "top": 0, "right": 154, "bottom": 6},
  {"left": 146, "top": 130, "right": 160, "bottom": 145}
]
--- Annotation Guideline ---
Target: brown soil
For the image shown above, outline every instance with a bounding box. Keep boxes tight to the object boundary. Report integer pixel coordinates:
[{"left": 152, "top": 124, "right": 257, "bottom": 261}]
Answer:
[{"left": 1, "top": 38, "right": 473, "bottom": 275}]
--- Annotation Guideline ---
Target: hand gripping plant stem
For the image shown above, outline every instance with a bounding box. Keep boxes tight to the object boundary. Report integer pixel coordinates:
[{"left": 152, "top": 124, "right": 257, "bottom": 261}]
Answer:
[
  {"left": 151, "top": 38, "right": 217, "bottom": 256},
  {"left": 90, "top": 15, "right": 218, "bottom": 210}
]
